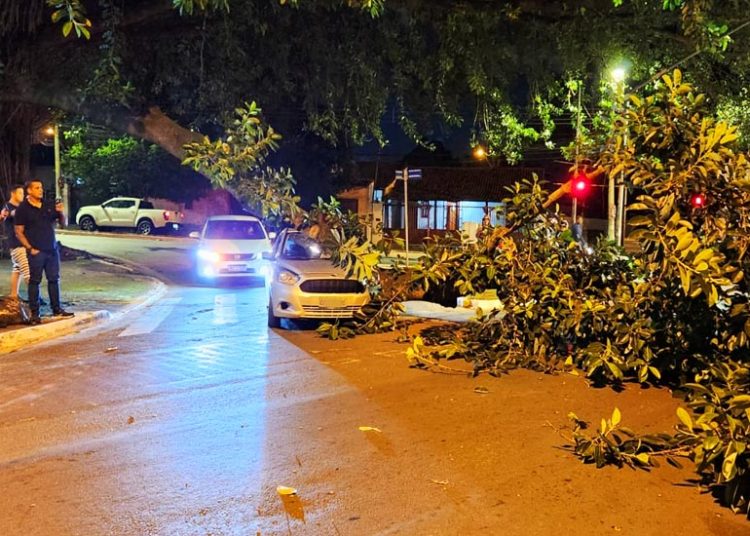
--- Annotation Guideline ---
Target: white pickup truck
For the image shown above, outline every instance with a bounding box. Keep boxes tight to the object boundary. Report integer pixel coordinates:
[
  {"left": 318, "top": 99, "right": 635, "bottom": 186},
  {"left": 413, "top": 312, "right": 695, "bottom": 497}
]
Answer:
[{"left": 75, "top": 197, "right": 184, "bottom": 235}]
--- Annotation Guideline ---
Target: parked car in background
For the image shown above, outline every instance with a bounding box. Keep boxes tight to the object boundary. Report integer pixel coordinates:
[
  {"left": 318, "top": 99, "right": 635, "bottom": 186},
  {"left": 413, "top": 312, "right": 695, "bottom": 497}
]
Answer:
[
  {"left": 190, "top": 215, "right": 273, "bottom": 279},
  {"left": 76, "top": 197, "right": 184, "bottom": 235},
  {"left": 263, "top": 228, "right": 370, "bottom": 328}
]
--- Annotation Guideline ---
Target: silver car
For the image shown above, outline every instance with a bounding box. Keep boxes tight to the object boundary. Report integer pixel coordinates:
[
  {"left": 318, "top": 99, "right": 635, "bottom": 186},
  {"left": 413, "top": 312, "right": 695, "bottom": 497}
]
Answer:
[{"left": 264, "top": 229, "right": 370, "bottom": 328}]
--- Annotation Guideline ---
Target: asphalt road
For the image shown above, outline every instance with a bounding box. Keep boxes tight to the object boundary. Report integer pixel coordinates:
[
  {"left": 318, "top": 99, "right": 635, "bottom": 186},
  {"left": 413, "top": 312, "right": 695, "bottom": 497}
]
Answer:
[
  {"left": 1, "top": 232, "right": 747, "bottom": 535},
  {"left": 59, "top": 230, "right": 200, "bottom": 285},
  {"left": 0, "top": 232, "right": 471, "bottom": 535}
]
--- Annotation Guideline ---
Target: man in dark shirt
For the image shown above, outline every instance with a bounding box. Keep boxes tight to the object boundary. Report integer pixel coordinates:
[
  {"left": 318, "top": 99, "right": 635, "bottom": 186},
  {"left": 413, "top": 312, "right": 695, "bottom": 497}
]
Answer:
[
  {"left": 14, "top": 179, "right": 74, "bottom": 324},
  {"left": 1, "top": 184, "right": 29, "bottom": 299}
]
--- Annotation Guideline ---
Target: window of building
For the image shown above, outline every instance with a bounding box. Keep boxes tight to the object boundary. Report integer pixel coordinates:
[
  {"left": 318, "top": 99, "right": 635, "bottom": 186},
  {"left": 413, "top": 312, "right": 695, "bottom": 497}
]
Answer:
[
  {"left": 417, "top": 201, "right": 432, "bottom": 229},
  {"left": 383, "top": 199, "right": 404, "bottom": 229},
  {"left": 372, "top": 189, "right": 383, "bottom": 202},
  {"left": 340, "top": 198, "right": 358, "bottom": 214},
  {"left": 415, "top": 200, "right": 454, "bottom": 230},
  {"left": 457, "top": 201, "right": 506, "bottom": 227},
  {"left": 458, "top": 201, "right": 486, "bottom": 228}
]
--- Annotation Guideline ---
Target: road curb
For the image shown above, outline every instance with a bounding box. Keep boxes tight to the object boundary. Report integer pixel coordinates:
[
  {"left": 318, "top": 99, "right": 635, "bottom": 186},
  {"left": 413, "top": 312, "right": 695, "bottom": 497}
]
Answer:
[
  {"left": 0, "top": 266, "right": 168, "bottom": 356},
  {"left": 0, "top": 311, "right": 111, "bottom": 355},
  {"left": 57, "top": 229, "right": 189, "bottom": 242}
]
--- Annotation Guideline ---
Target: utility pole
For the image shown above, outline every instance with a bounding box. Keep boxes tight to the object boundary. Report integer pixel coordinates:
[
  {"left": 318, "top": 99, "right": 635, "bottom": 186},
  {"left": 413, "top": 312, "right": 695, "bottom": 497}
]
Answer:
[
  {"left": 403, "top": 167, "right": 409, "bottom": 268},
  {"left": 608, "top": 69, "right": 627, "bottom": 242},
  {"left": 615, "top": 163, "right": 626, "bottom": 246},
  {"left": 607, "top": 175, "right": 616, "bottom": 241},
  {"left": 51, "top": 123, "right": 70, "bottom": 223},
  {"left": 573, "top": 81, "right": 582, "bottom": 222},
  {"left": 614, "top": 81, "right": 627, "bottom": 246},
  {"left": 393, "top": 167, "right": 422, "bottom": 268}
]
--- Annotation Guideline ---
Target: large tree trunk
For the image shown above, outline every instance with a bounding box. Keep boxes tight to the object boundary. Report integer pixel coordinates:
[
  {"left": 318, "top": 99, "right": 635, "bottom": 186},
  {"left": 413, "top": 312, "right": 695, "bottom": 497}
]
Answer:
[
  {"left": 125, "top": 106, "right": 204, "bottom": 161},
  {"left": 0, "top": 102, "right": 42, "bottom": 199},
  {"left": 1, "top": 84, "right": 205, "bottom": 167}
]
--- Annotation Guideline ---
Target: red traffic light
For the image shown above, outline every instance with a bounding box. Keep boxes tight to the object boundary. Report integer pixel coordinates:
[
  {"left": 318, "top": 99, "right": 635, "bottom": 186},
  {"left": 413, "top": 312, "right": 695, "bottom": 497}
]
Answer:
[
  {"left": 571, "top": 173, "right": 589, "bottom": 198},
  {"left": 690, "top": 192, "right": 706, "bottom": 208}
]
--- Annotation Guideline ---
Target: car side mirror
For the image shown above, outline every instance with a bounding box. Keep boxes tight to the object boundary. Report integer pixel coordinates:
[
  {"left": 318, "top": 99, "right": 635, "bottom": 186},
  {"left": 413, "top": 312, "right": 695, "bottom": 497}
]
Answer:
[
  {"left": 262, "top": 251, "right": 274, "bottom": 260},
  {"left": 268, "top": 231, "right": 277, "bottom": 239},
  {"left": 188, "top": 231, "right": 200, "bottom": 239}
]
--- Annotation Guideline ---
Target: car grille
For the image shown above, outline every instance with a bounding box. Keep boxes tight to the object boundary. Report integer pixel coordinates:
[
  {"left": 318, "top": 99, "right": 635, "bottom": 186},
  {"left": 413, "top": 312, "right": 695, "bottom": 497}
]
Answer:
[
  {"left": 220, "top": 252, "right": 256, "bottom": 261},
  {"left": 301, "top": 305, "right": 362, "bottom": 318},
  {"left": 300, "top": 279, "right": 364, "bottom": 294}
]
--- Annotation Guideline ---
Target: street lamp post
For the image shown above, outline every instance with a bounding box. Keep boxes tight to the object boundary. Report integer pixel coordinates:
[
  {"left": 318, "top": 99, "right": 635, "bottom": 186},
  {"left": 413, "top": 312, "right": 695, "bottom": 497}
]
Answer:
[
  {"left": 610, "top": 66, "right": 628, "bottom": 244},
  {"left": 403, "top": 167, "right": 410, "bottom": 267},
  {"left": 46, "top": 124, "right": 68, "bottom": 223},
  {"left": 573, "top": 80, "right": 583, "bottom": 222}
]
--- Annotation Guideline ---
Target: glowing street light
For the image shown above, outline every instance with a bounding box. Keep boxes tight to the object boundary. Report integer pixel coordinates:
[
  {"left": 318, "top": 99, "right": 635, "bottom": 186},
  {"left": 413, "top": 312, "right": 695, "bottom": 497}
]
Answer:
[
  {"left": 611, "top": 66, "right": 627, "bottom": 84},
  {"left": 473, "top": 145, "right": 486, "bottom": 159}
]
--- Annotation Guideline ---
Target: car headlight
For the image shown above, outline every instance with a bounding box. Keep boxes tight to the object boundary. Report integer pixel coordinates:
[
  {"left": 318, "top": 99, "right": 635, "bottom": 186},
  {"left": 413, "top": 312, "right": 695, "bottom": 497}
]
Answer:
[
  {"left": 197, "top": 248, "right": 220, "bottom": 263},
  {"left": 277, "top": 268, "right": 300, "bottom": 285}
]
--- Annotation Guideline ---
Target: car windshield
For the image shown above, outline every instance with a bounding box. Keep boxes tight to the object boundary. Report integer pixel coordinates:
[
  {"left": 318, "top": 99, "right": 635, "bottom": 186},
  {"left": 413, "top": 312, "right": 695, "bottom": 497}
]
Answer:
[
  {"left": 204, "top": 220, "right": 265, "bottom": 240},
  {"left": 280, "top": 233, "right": 330, "bottom": 260}
]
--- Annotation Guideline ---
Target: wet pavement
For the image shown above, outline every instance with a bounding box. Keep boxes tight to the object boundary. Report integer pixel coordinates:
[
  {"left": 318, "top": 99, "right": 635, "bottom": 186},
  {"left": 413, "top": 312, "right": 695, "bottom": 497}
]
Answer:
[{"left": 0, "top": 233, "right": 748, "bottom": 535}]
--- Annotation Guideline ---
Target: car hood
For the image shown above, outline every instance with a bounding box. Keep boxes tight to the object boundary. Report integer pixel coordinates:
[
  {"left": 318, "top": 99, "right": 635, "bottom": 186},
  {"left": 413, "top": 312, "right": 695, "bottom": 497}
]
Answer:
[
  {"left": 276, "top": 258, "right": 352, "bottom": 279},
  {"left": 77, "top": 205, "right": 99, "bottom": 213},
  {"left": 198, "top": 239, "right": 270, "bottom": 254}
]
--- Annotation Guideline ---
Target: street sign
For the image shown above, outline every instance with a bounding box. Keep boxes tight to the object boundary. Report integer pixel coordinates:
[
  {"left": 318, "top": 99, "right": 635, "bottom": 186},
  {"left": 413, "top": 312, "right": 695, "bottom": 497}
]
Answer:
[{"left": 396, "top": 168, "right": 422, "bottom": 181}]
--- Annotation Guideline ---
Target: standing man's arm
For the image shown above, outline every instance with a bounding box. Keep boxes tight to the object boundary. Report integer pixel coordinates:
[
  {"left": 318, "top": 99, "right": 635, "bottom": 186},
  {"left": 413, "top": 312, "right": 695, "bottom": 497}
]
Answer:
[
  {"left": 14, "top": 225, "right": 39, "bottom": 256},
  {"left": 55, "top": 201, "right": 66, "bottom": 228}
]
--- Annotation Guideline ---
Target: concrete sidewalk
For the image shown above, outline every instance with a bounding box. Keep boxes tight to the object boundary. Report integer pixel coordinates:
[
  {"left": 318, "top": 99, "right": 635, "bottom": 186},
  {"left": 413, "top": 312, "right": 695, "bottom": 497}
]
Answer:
[{"left": 0, "top": 255, "right": 165, "bottom": 355}]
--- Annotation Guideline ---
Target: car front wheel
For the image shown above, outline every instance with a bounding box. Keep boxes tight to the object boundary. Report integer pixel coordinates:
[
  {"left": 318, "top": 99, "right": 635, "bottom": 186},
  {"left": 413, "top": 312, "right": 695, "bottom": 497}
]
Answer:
[{"left": 267, "top": 297, "right": 281, "bottom": 329}]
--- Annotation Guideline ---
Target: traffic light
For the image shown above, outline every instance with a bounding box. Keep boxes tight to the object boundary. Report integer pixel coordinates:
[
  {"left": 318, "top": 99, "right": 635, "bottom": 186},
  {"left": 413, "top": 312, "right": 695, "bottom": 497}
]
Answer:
[
  {"left": 571, "top": 172, "right": 590, "bottom": 198},
  {"left": 690, "top": 192, "right": 706, "bottom": 209}
]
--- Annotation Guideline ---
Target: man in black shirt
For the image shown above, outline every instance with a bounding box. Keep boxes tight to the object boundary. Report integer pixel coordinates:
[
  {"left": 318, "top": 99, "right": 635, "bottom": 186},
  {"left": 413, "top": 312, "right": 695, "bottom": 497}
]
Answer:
[
  {"left": 14, "top": 179, "right": 74, "bottom": 324},
  {"left": 1, "top": 184, "right": 29, "bottom": 299}
]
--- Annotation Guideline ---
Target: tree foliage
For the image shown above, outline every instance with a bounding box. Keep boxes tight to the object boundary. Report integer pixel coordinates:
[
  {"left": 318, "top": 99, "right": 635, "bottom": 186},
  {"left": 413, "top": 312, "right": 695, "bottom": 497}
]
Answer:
[
  {"left": 320, "top": 69, "right": 750, "bottom": 513},
  {"left": 5, "top": 0, "right": 750, "bottom": 190},
  {"left": 182, "top": 102, "right": 301, "bottom": 220},
  {"left": 63, "top": 127, "right": 211, "bottom": 204}
]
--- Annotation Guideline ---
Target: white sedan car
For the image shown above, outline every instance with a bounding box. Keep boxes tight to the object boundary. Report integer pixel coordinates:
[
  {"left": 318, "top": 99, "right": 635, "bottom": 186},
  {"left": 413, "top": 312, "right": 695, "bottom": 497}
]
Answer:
[
  {"left": 191, "top": 215, "right": 273, "bottom": 279},
  {"left": 264, "top": 229, "right": 370, "bottom": 328}
]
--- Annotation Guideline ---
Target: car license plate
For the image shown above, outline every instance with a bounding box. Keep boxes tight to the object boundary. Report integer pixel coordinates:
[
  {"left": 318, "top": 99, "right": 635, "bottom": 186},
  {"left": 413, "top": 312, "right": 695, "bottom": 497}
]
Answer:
[
  {"left": 227, "top": 264, "right": 246, "bottom": 272},
  {"left": 320, "top": 296, "right": 344, "bottom": 308}
]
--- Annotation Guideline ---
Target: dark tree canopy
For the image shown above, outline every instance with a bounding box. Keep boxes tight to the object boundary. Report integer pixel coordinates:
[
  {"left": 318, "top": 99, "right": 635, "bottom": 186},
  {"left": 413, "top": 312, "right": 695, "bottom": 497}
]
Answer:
[{"left": 2, "top": 0, "right": 750, "bottom": 196}]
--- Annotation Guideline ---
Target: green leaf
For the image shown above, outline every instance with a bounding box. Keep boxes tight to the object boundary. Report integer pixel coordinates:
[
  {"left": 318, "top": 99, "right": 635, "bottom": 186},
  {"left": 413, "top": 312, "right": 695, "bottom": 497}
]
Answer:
[
  {"left": 693, "top": 249, "right": 713, "bottom": 265},
  {"left": 676, "top": 407, "right": 693, "bottom": 430},
  {"left": 648, "top": 366, "right": 661, "bottom": 380},
  {"left": 722, "top": 452, "right": 738, "bottom": 481},
  {"left": 605, "top": 361, "right": 623, "bottom": 379},
  {"left": 679, "top": 267, "right": 691, "bottom": 295},
  {"left": 675, "top": 233, "right": 693, "bottom": 252},
  {"left": 611, "top": 407, "right": 622, "bottom": 427},
  {"left": 728, "top": 395, "right": 750, "bottom": 410},
  {"left": 62, "top": 21, "right": 73, "bottom": 37}
]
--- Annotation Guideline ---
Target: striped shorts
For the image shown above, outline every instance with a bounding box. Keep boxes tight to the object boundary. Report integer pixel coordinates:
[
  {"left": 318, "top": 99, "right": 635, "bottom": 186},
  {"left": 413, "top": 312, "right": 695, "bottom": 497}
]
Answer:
[{"left": 10, "top": 247, "right": 30, "bottom": 283}]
